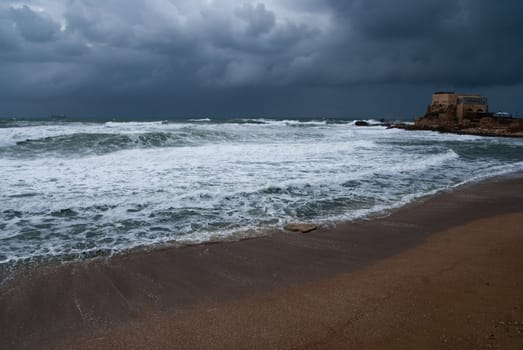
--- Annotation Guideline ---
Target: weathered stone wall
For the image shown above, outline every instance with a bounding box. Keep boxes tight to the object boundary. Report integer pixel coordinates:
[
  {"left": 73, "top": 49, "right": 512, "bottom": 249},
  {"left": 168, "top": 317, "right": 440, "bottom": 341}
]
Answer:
[{"left": 457, "top": 103, "right": 488, "bottom": 120}]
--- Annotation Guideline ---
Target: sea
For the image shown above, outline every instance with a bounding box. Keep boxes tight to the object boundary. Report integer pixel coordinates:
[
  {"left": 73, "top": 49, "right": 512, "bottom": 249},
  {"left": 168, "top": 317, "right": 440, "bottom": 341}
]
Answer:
[{"left": 1, "top": 117, "right": 523, "bottom": 266}]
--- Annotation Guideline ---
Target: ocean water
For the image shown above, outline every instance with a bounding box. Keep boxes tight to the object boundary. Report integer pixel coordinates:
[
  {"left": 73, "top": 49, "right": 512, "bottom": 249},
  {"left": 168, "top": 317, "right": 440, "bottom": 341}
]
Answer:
[{"left": 1, "top": 118, "right": 523, "bottom": 265}]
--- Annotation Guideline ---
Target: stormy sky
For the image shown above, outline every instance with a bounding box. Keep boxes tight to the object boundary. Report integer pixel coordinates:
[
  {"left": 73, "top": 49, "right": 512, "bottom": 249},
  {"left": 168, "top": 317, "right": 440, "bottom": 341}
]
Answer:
[{"left": 1, "top": 0, "right": 522, "bottom": 119}]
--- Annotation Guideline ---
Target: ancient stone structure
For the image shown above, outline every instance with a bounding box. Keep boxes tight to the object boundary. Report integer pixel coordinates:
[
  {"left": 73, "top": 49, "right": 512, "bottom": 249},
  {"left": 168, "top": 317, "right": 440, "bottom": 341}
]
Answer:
[
  {"left": 425, "top": 91, "right": 489, "bottom": 123},
  {"left": 400, "top": 92, "right": 523, "bottom": 137}
]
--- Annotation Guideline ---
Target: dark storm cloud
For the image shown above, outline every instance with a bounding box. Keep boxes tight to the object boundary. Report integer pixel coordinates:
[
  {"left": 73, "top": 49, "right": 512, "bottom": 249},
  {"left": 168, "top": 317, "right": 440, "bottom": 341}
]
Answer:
[
  {"left": 0, "top": 0, "right": 522, "bottom": 117},
  {"left": 9, "top": 5, "right": 60, "bottom": 42},
  {"left": 292, "top": 0, "right": 523, "bottom": 87},
  {"left": 235, "top": 3, "right": 275, "bottom": 36}
]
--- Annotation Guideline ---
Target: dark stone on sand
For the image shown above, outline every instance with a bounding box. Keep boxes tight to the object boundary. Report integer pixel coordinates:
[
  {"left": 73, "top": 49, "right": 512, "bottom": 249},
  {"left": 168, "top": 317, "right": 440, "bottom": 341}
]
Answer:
[{"left": 284, "top": 223, "right": 319, "bottom": 233}]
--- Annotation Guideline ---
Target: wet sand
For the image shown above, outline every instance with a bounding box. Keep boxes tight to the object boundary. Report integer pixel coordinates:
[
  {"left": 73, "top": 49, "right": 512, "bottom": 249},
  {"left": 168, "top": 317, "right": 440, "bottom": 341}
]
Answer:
[{"left": 1, "top": 174, "right": 523, "bottom": 349}]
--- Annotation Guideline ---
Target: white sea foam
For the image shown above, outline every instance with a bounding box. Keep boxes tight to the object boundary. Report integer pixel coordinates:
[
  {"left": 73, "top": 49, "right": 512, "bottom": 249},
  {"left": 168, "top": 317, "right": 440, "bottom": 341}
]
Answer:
[
  {"left": 0, "top": 118, "right": 522, "bottom": 264},
  {"left": 187, "top": 118, "right": 212, "bottom": 122}
]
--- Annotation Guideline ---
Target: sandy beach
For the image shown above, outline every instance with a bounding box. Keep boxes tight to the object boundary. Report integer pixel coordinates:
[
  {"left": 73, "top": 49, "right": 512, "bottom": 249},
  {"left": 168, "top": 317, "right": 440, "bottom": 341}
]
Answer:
[
  {"left": 2, "top": 1, "right": 523, "bottom": 349},
  {"left": 1, "top": 174, "right": 523, "bottom": 349}
]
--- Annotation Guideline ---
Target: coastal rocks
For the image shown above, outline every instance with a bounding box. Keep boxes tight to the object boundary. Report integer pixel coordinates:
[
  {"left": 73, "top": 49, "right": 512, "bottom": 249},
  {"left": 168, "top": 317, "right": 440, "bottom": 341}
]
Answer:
[
  {"left": 393, "top": 116, "right": 523, "bottom": 138},
  {"left": 284, "top": 223, "right": 318, "bottom": 233},
  {"left": 354, "top": 119, "right": 392, "bottom": 127}
]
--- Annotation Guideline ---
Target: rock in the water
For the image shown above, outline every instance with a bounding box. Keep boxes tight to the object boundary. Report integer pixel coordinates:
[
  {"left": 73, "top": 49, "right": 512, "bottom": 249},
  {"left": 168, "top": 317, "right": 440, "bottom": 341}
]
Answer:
[
  {"left": 284, "top": 223, "right": 318, "bottom": 233},
  {"left": 354, "top": 121, "right": 370, "bottom": 127}
]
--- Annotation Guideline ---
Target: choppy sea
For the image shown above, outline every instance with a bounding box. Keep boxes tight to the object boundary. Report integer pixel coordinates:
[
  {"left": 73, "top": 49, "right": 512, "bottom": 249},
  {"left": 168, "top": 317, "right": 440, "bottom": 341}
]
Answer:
[{"left": 1, "top": 117, "right": 522, "bottom": 265}]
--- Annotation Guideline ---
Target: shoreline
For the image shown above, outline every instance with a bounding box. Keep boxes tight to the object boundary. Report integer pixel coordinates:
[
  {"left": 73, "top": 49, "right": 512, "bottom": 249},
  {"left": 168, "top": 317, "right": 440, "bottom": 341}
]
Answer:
[
  {"left": 63, "top": 212, "right": 523, "bottom": 350},
  {"left": 1, "top": 172, "right": 523, "bottom": 349},
  {"left": 2, "top": 168, "right": 521, "bottom": 273}
]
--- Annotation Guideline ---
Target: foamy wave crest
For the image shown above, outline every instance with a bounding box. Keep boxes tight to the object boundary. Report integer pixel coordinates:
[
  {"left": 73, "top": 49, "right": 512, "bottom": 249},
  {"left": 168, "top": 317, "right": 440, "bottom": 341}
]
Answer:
[
  {"left": 1, "top": 129, "right": 234, "bottom": 158},
  {"left": 188, "top": 118, "right": 212, "bottom": 122},
  {"left": 5, "top": 132, "right": 178, "bottom": 157},
  {"left": 401, "top": 149, "right": 459, "bottom": 171},
  {"left": 221, "top": 118, "right": 329, "bottom": 127},
  {"left": 281, "top": 120, "right": 328, "bottom": 126},
  {"left": 104, "top": 121, "right": 169, "bottom": 127},
  {"left": 347, "top": 119, "right": 387, "bottom": 126}
]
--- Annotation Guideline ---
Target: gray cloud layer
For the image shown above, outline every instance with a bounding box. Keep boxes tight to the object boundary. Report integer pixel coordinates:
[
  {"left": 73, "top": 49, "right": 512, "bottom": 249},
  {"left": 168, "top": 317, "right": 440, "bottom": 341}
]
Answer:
[{"left": 1, "top": 0, "right": 522, "bottom": 118}]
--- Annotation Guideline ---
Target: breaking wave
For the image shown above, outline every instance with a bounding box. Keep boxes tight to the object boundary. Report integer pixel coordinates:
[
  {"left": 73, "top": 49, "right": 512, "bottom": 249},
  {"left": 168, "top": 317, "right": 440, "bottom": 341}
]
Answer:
[{"left": 0, "top": 129, "right": 234, "bottom": 158}]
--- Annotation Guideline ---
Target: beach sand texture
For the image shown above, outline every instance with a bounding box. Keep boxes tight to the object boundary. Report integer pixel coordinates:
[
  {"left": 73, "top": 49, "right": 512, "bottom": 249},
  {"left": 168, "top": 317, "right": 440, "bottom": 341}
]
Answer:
[{"left": 1, "top": 175, "right": 522, "bottom": 349}]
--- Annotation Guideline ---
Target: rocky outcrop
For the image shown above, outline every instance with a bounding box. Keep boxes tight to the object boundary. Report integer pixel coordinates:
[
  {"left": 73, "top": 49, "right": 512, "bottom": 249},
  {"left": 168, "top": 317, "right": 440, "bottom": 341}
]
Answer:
[
  {"left": 354, "top": 119, "right": 392, "bottom": 127},
  {"left": 394, "top": 114, "right": 523, "bottom": 138}
]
